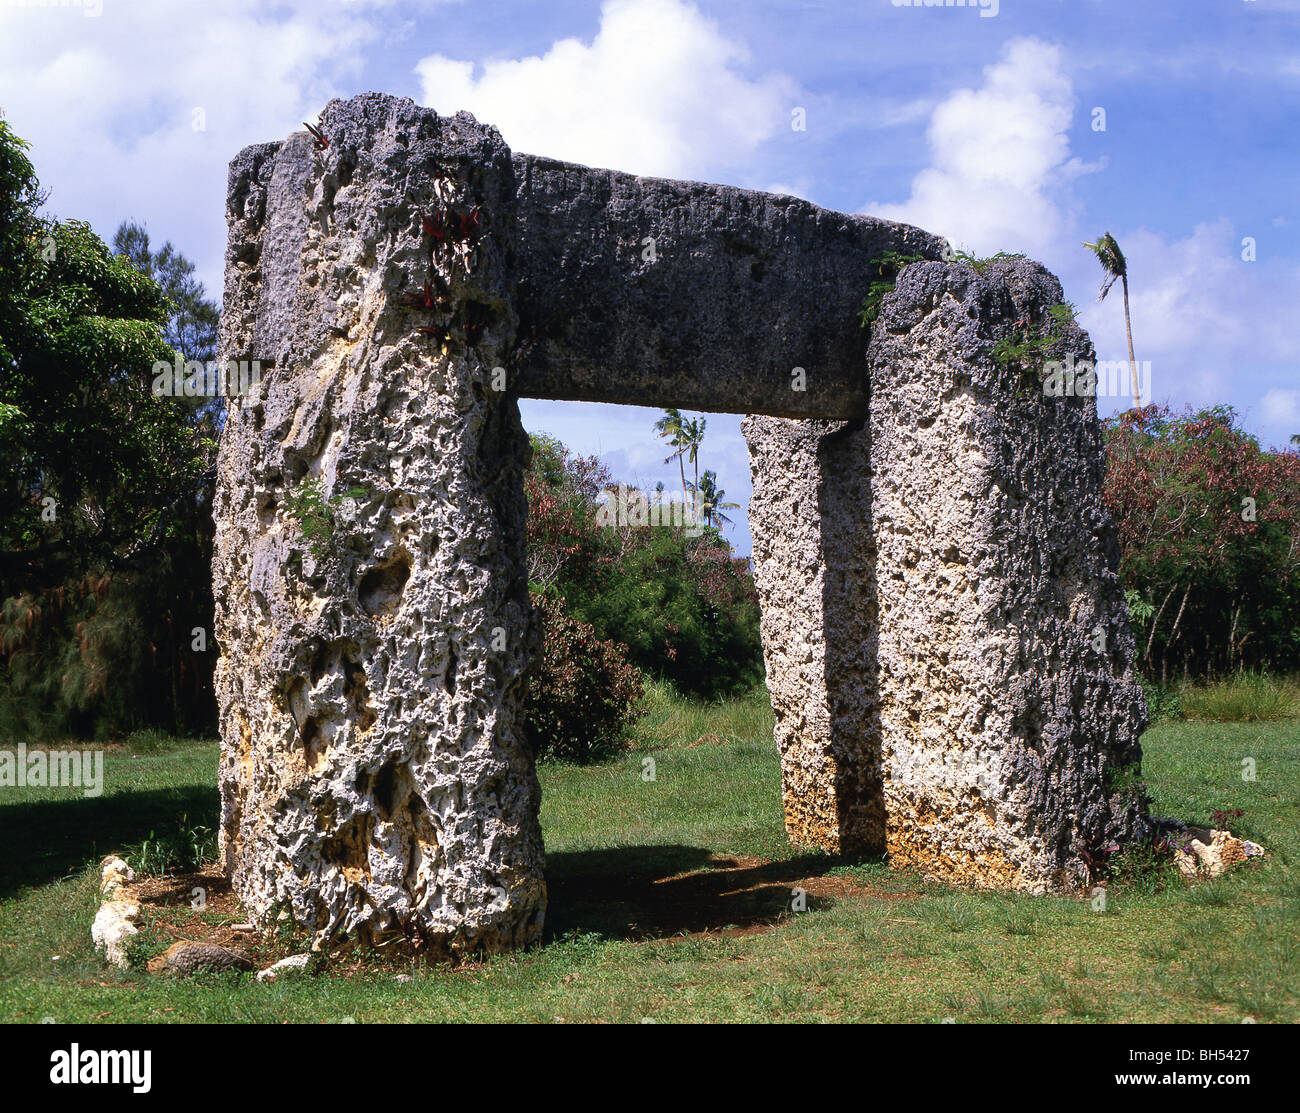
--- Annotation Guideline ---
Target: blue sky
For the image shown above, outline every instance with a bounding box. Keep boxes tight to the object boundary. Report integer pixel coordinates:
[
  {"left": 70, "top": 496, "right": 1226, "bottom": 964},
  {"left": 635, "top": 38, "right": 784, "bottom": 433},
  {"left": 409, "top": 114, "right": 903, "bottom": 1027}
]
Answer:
[{"left": 2, "top": 0, "right": 1296, "bottom": 556}]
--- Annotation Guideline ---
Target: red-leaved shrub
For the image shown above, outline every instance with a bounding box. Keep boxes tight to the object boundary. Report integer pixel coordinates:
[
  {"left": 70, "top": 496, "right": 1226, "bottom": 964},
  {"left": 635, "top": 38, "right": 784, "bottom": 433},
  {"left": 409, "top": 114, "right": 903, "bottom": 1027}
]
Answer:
[{"left": 524, "top": 591, "right": 646, "bottom": 763}]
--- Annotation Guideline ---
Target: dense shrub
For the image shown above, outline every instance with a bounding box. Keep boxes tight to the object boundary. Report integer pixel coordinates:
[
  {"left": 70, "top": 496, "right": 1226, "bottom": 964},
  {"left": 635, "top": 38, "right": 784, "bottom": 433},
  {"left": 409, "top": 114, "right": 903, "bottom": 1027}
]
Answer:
[
  {"left": 524, "top": 591, "right": 646, "bottom": 764},
  {"left": 567, "top": 530, "right": 763, "bottom": 698},
  {"left": 1104, "top": 405, "right": 1300, "bottom": 682},
  {"left": 1138, "top": 673, "right": 1182, "bottom": 724}
]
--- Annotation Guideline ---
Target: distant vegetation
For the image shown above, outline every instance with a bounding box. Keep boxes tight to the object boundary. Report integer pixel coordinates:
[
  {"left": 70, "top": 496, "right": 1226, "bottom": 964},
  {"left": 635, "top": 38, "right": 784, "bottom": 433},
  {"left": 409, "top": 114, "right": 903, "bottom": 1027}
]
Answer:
[
  {"left": 0, "top": 119, "right": 219, "bottom": 741},
  {"left": 523, "top": 430, "right": 763, "bottom": 762}
]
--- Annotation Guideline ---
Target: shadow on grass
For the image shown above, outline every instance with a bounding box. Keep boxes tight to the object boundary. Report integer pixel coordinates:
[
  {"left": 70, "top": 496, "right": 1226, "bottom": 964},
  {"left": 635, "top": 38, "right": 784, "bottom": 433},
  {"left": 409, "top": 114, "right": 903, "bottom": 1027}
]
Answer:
[
  {"left": 0, "top": 786, "right": 218, "bottom": 898},
  {"left": 1, "top": 790, "right": 882, "bottom": 949},
  {"left": 543, "top": 845, "right": 880, "bottom": 942}
]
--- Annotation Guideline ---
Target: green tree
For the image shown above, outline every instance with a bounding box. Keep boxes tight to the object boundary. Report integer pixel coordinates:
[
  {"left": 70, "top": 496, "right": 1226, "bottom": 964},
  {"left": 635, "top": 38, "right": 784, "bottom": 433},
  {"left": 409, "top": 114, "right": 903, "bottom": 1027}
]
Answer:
[
  {"left": 111, "top": 220, "right": 223, "bottom": 435},
  {"left": 525, "top": 432, "right": 762, "bottom": 699},
  {"left": 0, "top": 120, "right": 217, "bottom": 737},
  {"left": 654, "top": 407, "right": 690, "bottom": 508},
  {"left": 682, "top": 414, "right": 706, "bottom": 504},
  {"left": 1103, "top": 405, "right": 1300, "bottom": 681},
  {"left": 0, "top": 220, "right": 198, "bottom": 589},
  {"left": 112, "top": 221, "right": 219, "bottom": 362},
  {"left": 693, "top": 470, "right": 739, "bottom": 528}
]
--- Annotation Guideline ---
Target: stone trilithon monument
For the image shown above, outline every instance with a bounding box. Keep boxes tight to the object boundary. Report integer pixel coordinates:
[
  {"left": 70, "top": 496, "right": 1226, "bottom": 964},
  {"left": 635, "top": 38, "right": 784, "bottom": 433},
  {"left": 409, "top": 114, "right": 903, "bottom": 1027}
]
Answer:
[{"left": 213, "top": 93, "right": 1148, "bottom": 956}]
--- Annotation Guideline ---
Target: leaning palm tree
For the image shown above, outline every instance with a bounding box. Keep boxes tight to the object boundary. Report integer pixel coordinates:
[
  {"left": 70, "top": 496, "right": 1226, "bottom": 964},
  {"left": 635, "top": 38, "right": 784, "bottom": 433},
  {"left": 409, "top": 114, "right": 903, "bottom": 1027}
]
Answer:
[
  {"left": 654, "top": 407, "right": 690, "bottom": 506},
  {"left": 693, "top": 470, "right": 740, "bottom": 528},
  {"left": 1083, "top": 231, "right": 1141, "bottom": 410}
]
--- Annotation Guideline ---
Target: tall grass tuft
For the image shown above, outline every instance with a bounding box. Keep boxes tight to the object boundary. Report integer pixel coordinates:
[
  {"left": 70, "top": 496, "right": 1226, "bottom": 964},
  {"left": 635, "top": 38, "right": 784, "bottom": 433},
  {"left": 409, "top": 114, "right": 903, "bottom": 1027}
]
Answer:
[
  {"left": 1178, "top": 671, "right": 1298, "bottom": 723},
  {"left": 123, "top": 815, "right": 218, "bottom": 877},
  {"left": 632, "top": 679, "right": 773, "bottom": 750}
]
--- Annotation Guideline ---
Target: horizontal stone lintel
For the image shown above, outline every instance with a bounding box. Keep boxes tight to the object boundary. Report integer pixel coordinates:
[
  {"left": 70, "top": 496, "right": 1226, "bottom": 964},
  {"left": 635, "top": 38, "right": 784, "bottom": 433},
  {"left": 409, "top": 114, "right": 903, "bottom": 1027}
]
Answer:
[{"left": 509, "top": 152, "right": 945, "bottom": 418}]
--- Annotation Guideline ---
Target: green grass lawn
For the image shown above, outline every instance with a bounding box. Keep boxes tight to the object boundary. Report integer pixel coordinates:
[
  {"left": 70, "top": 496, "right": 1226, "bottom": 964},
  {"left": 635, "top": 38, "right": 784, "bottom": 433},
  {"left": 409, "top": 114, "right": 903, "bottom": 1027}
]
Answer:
[{"left": 1, "top": 689, "right": 1297, "bottom": 1024}]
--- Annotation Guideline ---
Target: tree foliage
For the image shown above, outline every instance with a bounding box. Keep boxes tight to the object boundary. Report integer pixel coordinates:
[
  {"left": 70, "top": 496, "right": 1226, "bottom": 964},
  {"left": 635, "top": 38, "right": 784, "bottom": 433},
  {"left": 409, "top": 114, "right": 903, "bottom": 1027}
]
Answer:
[
  {"left": 111, "top": 221, "right": 219, "bottom": 361},
  {"left": 1103, "top": 404, "right": 1300, "bottom": 680},
  {"left": 693, "top": 469, "right": 739, "bottom": 528},
  {"left": 0, "top": 120, "right": 218, "bottom": 738}
]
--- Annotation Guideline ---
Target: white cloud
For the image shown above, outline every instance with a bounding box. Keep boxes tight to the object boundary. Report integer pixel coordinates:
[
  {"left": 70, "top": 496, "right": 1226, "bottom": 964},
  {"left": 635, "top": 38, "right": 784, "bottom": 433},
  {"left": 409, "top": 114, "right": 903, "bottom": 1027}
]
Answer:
[
  {"left": 1088, "top": 222, "right": 1256, "bottom": 355},
  {"left": 859, "top": 37, "right": 1300, "bottom": 434},
  {"left": 871, "top": 96, "right": 936, "bottom": 129},
  {"left": 866, "top": 37, "right": 1093, "bottom": 258},
  {"left": 764, "top": 179, "right": 813, "bottom": 200},
  {"left": 415, "top": 0, "right": 795, "bottom": 178},
  {"left": 0, "top": 0, "right": 393, "bottom": 294}
]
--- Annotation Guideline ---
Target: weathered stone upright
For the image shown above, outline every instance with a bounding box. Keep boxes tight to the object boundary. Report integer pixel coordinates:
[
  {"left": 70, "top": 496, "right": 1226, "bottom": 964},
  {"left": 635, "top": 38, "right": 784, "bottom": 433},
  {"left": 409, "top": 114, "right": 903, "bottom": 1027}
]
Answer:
[
  {"left": 745, "top": 416, "right": 884, "bottom": 855},
  {"left": 745, "top": 259, "right": 1149, "bottom": 891},
  {"left": 214, "top": 92, "right": 1148, "bottom": 952},
  {"left": 214, "top": 98, "right": 543, "bottom": 955}
]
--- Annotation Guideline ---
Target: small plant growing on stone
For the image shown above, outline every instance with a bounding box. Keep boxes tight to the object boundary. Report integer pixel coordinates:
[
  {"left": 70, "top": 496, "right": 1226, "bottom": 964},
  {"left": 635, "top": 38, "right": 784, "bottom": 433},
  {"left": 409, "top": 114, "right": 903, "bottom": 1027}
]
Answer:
[
  {"left": 992, "top": 301, "right": 1077, "bottom": 392},
  {"left": 410, "top": 190, "right": 490, "bottom": 345},
  {"left": 284, "top": 478, "right": 370, "bottom": 561},
  {"left": 284, "top": 478, "right": 334, "bottom": 560},
  {"left": 417, "top": 323, "right": 451, "bottom": 347},
  {"left": 857, "top": 250, "right": 929, "bottom": 327},
  {"left": 453, "top": 204, "right": 482, "bottom": 242},
  {"left": 419, "top": 207, "right": 449, "bottom": 246},
  {"left": 303, "top": 121, "right": 328, "bottom": 151},
  {"left": 949, "top": 248, "right": 1027, "bottom": 274},
  {"left": 404, "top": 279, "right": 448, "bottom": 312},
  {"left": 462, "top": 299, "right": 492, "bottom": 347}
]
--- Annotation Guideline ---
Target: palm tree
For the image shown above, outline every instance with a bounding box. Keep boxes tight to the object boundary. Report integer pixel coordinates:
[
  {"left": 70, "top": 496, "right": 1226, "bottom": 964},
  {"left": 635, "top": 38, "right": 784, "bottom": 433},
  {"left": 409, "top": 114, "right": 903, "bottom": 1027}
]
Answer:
[
  {"left": 653, "top": 407, "right": 690, "bottom": 507},
  {"left": 1291, "top": 434, "right": 1300, "bottom": 449},
  {"left": 693, "top": 470, "right": 740, "bottom": 528},
  {"left": 1083, "top": 232, "right": 1141, "bottom": 410},
  {"left": 682, "top": 415, "right": 706, "bottom": 497}
]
